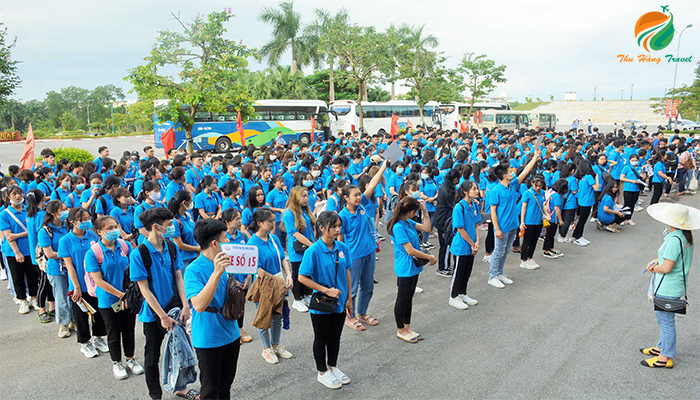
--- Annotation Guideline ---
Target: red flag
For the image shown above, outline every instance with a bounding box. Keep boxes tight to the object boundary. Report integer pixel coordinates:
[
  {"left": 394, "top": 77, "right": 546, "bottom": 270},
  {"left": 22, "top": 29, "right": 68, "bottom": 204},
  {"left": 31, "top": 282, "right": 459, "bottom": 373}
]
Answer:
[
  {"left": 310, "top": 116, "right": 316, "bottom": 143},
  {"left": 390, "top": 113, "right": 399, "bottom": 140},
  {"left": 459, "top": 120, "right": 469, "bottom": 133},
  {"left": 20, "top": 123, "right": 35, "bottom": 169},
  {"left": 160, "top": 127, "right": 175, "bottom": 159},
  {"left": 237, "top": 111, "right": 245, "bottom": 146},
  {"left": 406, "top": 118, "right": 413, "bottom": 132}
]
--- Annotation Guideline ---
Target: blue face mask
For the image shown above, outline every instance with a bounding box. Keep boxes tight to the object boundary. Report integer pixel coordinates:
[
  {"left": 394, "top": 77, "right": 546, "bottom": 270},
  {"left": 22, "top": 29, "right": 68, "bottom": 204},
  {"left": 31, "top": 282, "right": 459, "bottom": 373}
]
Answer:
[
  {"left": 105, "top": 229, "right": 121, "bottom": 241},
  {"left": 450, "top": 147, "right": 458, "bottom": 156},
  {"left": 411, "top": 191, "right": 421, "bottom": 199},
  {"left": 93, "top": 184, "right": 102, "bottom": 190},
  {"left": 76, "top": 184, "right": 86, "bottom": 192},
  {"left": 162, "top": 224, "right": 176, "bottom": 239},
  {"left": 303, "top": 180, "right": 314, "bottom": 188},
  {"left": 217, "top": 165, "right": 223, "bottom": 172},
  {"left": 61, "top": 181, "right": 70, "bottom": 189},
  {"left": 396, "top": 167, "right": 405, "bottom": 175},
  {"left": 79, "top": 221, "right": 93, "bottom": 230},
  {"left": 58, "top": 210, "right": 69, "bottom": 222}
]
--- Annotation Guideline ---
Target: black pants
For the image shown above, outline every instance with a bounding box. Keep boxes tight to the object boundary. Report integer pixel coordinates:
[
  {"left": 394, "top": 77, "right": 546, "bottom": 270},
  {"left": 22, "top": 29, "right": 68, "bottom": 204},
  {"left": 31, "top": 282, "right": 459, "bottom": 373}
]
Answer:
[
  {"left": 664, "top": 171, "right": 676, "bottom": 194},
  {"left": 623, "top": 191, "right": 640, "bottom": 219},
  {"left": 71, "top": 292, "right": 106, "bottom": 344},
  {"left": 558, "top": 209, "right": 576, "bottom": 237},
  {"left": 485, "top": 221, "right": 494, "bottom": 254},
  {"left": 592, "top": 191, "right": 602, "bottom": 217},
  {"left": 543, "top": 224, "right": 557, "bottom": 251},
  {"left": 195, "top": 340, "right": 240, "bottom": 400},
  {"left": 450, "top": 254, "right": 474, "bottom": 298},
  {"left": 573, "top": 206, "right": 591, "bottom": 239},
  {"left": 7, "top": 256, "right": 38, "bottom": 300},
  {"left": 99, "top": 307, "right": 136, "bottom": 362},
  {"left": 143, "top": 321, "right": 167, "bottom": 399},
  {"left": 394, "top": 275, "right": 419, "bottom": 329},
  {"left": 437, "top": 228, "right": 449, "bottom": 271},
  {"left": 521, "top": 224, "right": 542, "bottom": 261},
  {"left": 37, "top": 269, "right": 54, "bottom": 308},
  {"left": 310, "top": 312, "right": 345, "bottom": 372},
  {"left": 290, "top": 261, "right": 312, "bottom": 300},
  {"left": 650, "top": 182, "right": 663, "bottom": 205}
]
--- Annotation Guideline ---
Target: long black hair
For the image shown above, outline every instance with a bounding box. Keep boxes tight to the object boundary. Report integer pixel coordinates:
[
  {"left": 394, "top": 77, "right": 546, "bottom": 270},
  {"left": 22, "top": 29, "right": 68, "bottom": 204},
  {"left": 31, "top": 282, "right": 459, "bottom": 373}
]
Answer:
[
  {"left": 387, "top": 196, "right": 420, "bottom": 236},
  {"left": 26, "top": 189, "right": 45, "bottom": 218},
  {"left": 315, "top": 210, "right": 342, "bottom": 239},
  {"left": 167, "top": 190, "right": 192, "bottom": 218}
]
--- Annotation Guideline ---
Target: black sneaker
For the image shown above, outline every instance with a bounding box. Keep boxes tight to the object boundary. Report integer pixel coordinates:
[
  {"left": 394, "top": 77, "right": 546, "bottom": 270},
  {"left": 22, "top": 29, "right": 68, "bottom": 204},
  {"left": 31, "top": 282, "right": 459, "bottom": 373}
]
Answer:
[
  {"left": 426, "top": 243, "right": 436, "bottom": 250},
  {"left": 436, "top": 269, "right": 453, "bottom": 278}
]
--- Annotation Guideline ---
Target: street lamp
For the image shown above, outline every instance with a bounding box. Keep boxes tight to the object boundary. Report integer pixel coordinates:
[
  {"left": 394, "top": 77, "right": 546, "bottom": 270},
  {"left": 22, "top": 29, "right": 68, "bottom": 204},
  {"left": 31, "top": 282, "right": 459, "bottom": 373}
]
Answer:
[
  {"left": 630, "top": 83, "right": 634, "bottom": 100},
  {"left": 621, "top": 88, "right": 624, "bottom": 100},
  {"left": 672, "top": 23, "right": 692, "bottom": 129},
  {"left": 104, "top": 100, "right": 114, "bottom": 133},
  {"left": 593, "top": 85, "right": 597, "bottom": 101}
]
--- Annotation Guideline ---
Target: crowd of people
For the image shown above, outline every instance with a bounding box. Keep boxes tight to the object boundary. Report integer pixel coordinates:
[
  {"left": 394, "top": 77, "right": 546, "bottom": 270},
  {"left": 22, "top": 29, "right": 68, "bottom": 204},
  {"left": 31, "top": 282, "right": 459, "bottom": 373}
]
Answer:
[{"left": 1, "top": 125, "right": 698, "bottom": 398}]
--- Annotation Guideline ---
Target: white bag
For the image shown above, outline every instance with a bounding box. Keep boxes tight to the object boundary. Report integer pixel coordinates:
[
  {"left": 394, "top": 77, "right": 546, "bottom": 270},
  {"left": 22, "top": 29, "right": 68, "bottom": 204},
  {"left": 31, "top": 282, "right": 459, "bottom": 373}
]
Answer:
[{"left": 688, "top": 172, "right": 698, "bottom": 192}]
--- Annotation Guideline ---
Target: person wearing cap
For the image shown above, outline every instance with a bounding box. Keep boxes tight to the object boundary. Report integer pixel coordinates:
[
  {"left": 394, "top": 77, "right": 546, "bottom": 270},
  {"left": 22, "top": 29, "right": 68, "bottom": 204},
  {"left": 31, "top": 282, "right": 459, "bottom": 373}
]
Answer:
[{"left": 641, "top": 203, "right": 698, "bottom": 368}]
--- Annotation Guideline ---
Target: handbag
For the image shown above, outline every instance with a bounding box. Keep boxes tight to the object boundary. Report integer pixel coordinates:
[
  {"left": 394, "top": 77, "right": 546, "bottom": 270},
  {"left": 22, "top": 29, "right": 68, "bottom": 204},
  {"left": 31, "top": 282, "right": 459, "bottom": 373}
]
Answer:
[
  {"left": 308, "top": 251, "right": 340, "bottom": 313},
  {"left": 530, "top": 189, "right": 551, "bottom": 227},
  {"left": 206, "top": 277, "right": 247, "bottom": 321},
  {"left": 652, "top": 237, "right": 688, "bottom": 314},
  {"left": 292, "top": 240, "right": 309, "bottom": 254}
]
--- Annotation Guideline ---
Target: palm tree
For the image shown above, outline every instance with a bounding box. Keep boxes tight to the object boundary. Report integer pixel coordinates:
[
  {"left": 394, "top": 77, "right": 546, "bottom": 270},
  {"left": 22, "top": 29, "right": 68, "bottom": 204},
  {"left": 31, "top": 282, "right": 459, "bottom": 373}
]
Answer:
[
  {"left": 258, "top": 1, "right": 313, "bottom": 74},
  {"left": 396, "top": 24, "right": 439, "bottom": 102},
  {"left": 305, "top": 9, "right": 349, "bottom": 102}
]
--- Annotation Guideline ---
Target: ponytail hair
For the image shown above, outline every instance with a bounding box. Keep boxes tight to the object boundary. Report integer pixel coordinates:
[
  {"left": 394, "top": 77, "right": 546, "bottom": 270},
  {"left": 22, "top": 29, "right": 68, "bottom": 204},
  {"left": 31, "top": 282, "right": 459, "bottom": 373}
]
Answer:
[
  {"left": 137, "top": 180, "right": 160, "bottom": 203},
  {"left": 26, "top": 189, "right": 45, "bottom": 218},
  {"left": 196, "top": 175, "right": 216, "bottom": 194},
  {"left": 682, "top": 230, "right": 694, "bottom": 245},
  {"left": 315, "top": 210, "right": 341, "bottom": 239},
  {"left": 387, "top": 196, "right": 420, "bottom": 236},
  {"left": 42, "top": 200, "right": 64, "bottom": 227},
  {"left": 455, "top": 180, "right": 477, "bottom": 206}
]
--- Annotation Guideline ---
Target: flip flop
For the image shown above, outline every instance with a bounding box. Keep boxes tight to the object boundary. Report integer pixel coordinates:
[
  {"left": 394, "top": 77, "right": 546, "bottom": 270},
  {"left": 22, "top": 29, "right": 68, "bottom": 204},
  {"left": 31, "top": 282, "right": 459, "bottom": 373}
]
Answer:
[
  {"left": 397, "top": 332, "right": 418, "bottom": 343},
  {"left": 345, "top": 319, "right": 366, "bottom": 331},
  {"left": 176, "top": 389, "right": 200, "bottom": 400},
  {"left": 640, "top": 347, "right": 660, "bottom": 356},
  {"left": 358, "top": 315, "right": 379, "bottom": 326},
  {"left": 640, "top": 356, "right": 673, "bottom": 368}
]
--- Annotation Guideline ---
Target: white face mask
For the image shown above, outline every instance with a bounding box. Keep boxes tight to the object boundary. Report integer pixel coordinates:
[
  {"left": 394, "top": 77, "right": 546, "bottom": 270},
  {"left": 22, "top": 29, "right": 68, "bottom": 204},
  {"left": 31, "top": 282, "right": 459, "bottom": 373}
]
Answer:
[
  {"left": 252, "top": 170, "right": 258, "bottom": 177},
  {"left": 149, "top": 192, "right": 160, "bottom": 202},
  {"left": 270, "top": 155, "right": 277, "bottom": 161},
  {"left": 185, "top": 201, "right": 194, "bottom": 211},
  {"left": 311, "top": 170, "right": 321, "bottom": 178}
]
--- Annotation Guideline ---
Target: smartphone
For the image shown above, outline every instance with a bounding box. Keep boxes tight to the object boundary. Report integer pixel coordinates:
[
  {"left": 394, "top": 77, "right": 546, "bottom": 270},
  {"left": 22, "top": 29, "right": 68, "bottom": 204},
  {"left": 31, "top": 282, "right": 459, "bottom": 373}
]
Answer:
[{"left": 111, "top": 301, "right": 123, "bottom": 313}]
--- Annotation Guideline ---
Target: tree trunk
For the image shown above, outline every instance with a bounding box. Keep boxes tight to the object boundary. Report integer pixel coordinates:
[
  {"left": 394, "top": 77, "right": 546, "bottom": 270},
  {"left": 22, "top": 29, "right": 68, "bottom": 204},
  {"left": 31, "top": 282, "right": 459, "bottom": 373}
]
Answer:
[
  {"left": 419, "top": 105, "right": 424, "bottom": 125},
  {"left": 329, "top": 59, "right": 335, "bottom": 102},
  {"left": 358, "top": 81, "right": 364, "bottom": 131},
  {"left": 292, "top": 59, "right": 297, "bottom": 74},
  {"left": 362, "top": 82, "right": 368, "bottom": 102},
  {"left": 391, "top": 81, "right": 395, "bottom": 100}
]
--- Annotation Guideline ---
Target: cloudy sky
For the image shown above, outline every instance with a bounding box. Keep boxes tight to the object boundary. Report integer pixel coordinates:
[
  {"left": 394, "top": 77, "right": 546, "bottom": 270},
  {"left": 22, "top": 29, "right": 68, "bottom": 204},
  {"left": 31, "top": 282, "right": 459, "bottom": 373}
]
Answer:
[{"left": 2, "top": 0, "right": 699, "bottom": 103}]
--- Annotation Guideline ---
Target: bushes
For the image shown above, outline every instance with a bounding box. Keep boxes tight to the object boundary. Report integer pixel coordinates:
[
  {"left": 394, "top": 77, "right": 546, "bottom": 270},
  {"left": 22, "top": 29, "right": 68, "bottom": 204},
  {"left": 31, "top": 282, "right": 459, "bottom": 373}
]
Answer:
[{"left": 35, "top": 146, "right": 94, "bottom": 163}]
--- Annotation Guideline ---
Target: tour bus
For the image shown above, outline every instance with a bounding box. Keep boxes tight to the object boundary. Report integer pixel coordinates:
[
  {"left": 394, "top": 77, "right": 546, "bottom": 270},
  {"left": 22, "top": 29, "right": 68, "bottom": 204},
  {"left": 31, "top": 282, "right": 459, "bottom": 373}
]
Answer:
[
  {"left": 154, "top": 99, "right": 331, "bottom": 153},
  {"left": 329, "top": 100, "right": 441, "bottom": 135},
  {"left": 439, "top": 102, "right": 510, "bottom": 130},
  {"left": 476, "top": 110, "right": 530, "bottom": 130},
  {"left": 528, "top": 113, "right": 558, "bottom": 130}
]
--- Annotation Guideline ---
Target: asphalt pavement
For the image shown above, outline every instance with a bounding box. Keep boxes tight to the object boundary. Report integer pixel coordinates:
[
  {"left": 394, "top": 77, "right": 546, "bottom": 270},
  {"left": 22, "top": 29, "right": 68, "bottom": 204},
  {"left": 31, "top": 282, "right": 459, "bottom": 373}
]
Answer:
[{"left": 1, "top": 191, "right": 700, "bottom": 400}]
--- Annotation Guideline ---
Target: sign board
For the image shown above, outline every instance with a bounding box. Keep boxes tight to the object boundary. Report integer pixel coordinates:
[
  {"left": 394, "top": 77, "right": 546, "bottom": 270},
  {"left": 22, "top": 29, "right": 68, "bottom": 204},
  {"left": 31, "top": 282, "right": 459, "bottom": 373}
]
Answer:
[
  {"left": 0, "top": 131, "right": 21, "bottom": 142},
  {"left": 665, "top": 99, "right": 672, "bottom": 118},
  {"left": 383, "top": 141, "right": 405, "bottom": 163},
  {"left": 221, "top": 243, "right": 258, "bottom": 274},
  {"left": 473, "top": 110, "right": 483, "bottom": 124}
]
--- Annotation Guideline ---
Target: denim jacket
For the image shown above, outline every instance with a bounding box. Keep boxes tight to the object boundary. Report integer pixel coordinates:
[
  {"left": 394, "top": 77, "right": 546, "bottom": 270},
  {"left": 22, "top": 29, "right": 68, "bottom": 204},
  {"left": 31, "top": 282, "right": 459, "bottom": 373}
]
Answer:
[{"left": 161, "top": 308, "right": 197, "bottom": 393}]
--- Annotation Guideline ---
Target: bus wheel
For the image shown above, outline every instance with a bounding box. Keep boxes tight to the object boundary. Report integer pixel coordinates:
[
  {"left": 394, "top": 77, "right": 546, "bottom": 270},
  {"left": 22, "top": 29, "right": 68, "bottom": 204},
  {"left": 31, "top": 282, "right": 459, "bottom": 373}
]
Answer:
[
  {"left": 298, "top": 133, "right": 310, "bottom": 145},
  {"left": 215, "top": 137, "right": 232, "bottom": 153}
]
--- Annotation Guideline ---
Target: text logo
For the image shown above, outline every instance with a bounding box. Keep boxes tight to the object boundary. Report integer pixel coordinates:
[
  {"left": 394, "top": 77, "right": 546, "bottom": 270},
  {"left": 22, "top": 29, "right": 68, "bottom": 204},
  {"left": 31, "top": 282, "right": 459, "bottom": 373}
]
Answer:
[{"left": 634, "top": 6, "right": 674, "bottom": 52}]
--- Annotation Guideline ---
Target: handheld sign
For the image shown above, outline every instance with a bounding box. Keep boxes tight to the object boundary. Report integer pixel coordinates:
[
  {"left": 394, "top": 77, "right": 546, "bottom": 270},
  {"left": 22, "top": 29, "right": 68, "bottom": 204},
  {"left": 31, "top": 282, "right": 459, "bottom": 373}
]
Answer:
[
  {"left": 535, "top": 135, "right": 545, "bottom": 149},
  {"left": 221, "top": 243, "right": 258, "bottom": 274}
]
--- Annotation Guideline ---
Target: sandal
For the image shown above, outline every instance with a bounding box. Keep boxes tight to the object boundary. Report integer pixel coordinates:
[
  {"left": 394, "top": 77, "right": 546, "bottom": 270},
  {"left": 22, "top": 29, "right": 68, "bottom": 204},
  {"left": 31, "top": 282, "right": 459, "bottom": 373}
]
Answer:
[
  {"left": 176, "top": 389, "right": 200, "bottom": 400},
  {"left": 345, "top": 319, "right": 366, "bottom": 331},
  {"left": 397, "top": 332, "right": 418, "bottom": 343},
  {"left": 240, "top": 334, "right": 253, "bottom": 343},
  {"left": 358, "top": 315, "right": 379, "bottom": 326},
  {"left": 640, "top": 347, "right": 660, "bottom": 356},
  {"left": 640, "top": 356, "right": 673, "bottom": 368},
  {"left": 411, "top": 331, "right": 424, "bottom": 341},
  {"left": 37, "top": 312, "right": 52, "bottom": 323}
]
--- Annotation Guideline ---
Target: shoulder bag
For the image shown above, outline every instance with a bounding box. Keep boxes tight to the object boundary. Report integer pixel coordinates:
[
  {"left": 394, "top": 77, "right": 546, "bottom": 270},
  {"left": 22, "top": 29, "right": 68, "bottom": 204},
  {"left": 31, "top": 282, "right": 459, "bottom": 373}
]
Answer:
[
  {"left": 308, "top": 250, "right": 341, "bottom": 313},
  {"left": 653, "top": 237, "right": 688, "bottom": 314}
]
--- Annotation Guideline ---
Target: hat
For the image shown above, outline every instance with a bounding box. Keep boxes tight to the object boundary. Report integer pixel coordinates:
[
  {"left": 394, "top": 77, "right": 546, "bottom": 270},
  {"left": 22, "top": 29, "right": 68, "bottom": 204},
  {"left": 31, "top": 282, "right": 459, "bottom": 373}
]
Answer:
[
  {"left": 370, "top": 155, "right": 383, "bottom": 164},
  {"left": 253, "top": 150, "right": 264, "bottom": 158},
  {"left": 647, "top": 203, "right": 700, "bottom": 230}
]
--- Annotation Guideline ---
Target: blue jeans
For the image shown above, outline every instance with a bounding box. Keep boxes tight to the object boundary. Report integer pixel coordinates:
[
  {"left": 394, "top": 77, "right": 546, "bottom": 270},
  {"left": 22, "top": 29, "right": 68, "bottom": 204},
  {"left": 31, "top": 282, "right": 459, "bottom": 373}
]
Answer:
[
  {"left": 421, "top": 211, "right": 435, "bottom": 244},
  {"left": 258, "top": 314, "right": 282, "bottom": 348},
  {"left": 48, "top": 274, "right": 72, "bottom": 325},
  {"left": 349, "top": 253, "right": 376, "bottom": 318},
  {"left": 489, "top": 228, "right": 517, "bottom": 279},
  {"left": 656, "top": 305, "right": 678, "bottom": 358}
]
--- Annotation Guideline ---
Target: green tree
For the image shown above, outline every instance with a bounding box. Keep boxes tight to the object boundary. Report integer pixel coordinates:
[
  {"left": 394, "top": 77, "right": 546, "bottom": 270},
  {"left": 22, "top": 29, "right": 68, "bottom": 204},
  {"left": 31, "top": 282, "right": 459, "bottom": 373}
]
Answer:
[
  {"left": 126, "top": 9, "right": 258, "bottom": 153},
  {"left": 392, "top": 23, "right": 439, "bottom": 104},
  {"left": 259, "top": 1, "right": 314, "bottom": 74},
  {"left": 0, "top": 99, "right": 23, "bottom": 130},
  {"left": 306, "top": 8, "right": 350, "bottom": 101},
  {"left": 59, "top": 111, "right": 79, "bottom": 131},
  {"left": 651, "top": 62, "right": 700, "bottom": 126},
  {"left": 0, "top": 24, "right": 20, "bottom": 103},
  {"left": 458, "top": 52, "right": 507, "bottom": 115}
]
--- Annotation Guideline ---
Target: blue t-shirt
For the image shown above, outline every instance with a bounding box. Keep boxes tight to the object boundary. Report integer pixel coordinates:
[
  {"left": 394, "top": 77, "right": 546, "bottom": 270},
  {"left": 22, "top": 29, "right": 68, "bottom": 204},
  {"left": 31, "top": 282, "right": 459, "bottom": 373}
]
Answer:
[
  {"left": 27, "top": 211, "right": 46, "bottom": 264},
  {"left": 521, "top": 189, "right": 545, "bottom": 226},
  {"left": 450, "top": 199, "right": 479, "bottom": 256},
  {"left": 247, "top": 233, "right": 284, "bottom": 276},
  {"left": 164, "top": 181, "right": 186, "bottom": 202},
  {"left": 652, "top": 161, "right": 666, "bottom": 183},
  {"left": 65, "top": 191, "right": 82, "bottom": 208},
  {"left": 548, "top": 192, "right": 563, "bottom": 224},
  {"left": 0, "top": 207, "right": 31, "bottom": 257},
  {"left": 621, "top": 165, "right": 642, "bottom": 192},
  {"left": 609, "top": 149, "right": 624, "bottom": 179},
  {"left": 391, "top": 219, "right": 423, "bottom": 278},
  {"left": 51, "top": 187, "right": 71, "bottom": 203},
  {"left": 58, "top": 230, "right": 100, "bottom": 292},
  {"left": 298, "top": 240, "right": 352, "bottom": 315},
  {"left": 339, "top": 205, "right": 376, "bottom": 260},
  {"left": 420, "top": 179, "right": 439, "bottom": 212},
  {"left": 194, "top": 191, "right": 219, "bottom": 216},
  {"left": 597, "top": 194, "right": 616, "bottom": 224},
  {"left": 265, "top": 188, "right": 289, "bottom": 222},
  {"left": 563, "top": 177, "right": 578, "bottom": 210},
  {"left": 184, "top": 255, "right": 240, "bottom": 348},
  {"left": 110, "top": 206, "right": 135, "bottom": 236},
  {"left": 37, "top": 223, "right": 69, "bottom": 276},
  {"left": 129, "top": 239, "right": 183, "bottom": 323},
  {"left": 174, "top": 212, "right": 198, "bottom": 261},
  {"left": 326, "top": 194, "right": 340, "bottom": 212},
  {"left": 282, "top": 209, "right": 314, "bottom": 263},
  {"left": 84, "top": 240, "right": 133, "bottom": 308},
  {"left": 488, "top": 179, "right": 521, "bottom": 233},
  {"left": 577, "top": 175, "right": 596, "bottom": 207},
  {"left": 94, "top": 194, "right": 114, "bottom": 216},
  {"left": 185, "top": 167, "right": 206, "bottom": 188}
]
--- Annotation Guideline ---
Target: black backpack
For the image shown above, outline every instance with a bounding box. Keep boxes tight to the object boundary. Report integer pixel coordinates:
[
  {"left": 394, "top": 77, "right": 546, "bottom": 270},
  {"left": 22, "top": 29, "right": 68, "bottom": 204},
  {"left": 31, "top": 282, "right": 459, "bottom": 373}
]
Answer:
[
  {"left": 122, "top": 239, "right": 179, "bottom": 315},
  {"left": 88, "top": 196, "right": 108, "bottom": 223}
]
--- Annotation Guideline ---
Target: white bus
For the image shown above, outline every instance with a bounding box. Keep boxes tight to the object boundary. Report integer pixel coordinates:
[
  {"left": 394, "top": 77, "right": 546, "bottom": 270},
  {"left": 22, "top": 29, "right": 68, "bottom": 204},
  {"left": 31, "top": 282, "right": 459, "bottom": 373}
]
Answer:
[
  {"left": 477, "top": 110, "right": 530, "bottom": 130},
  {"left": 528, "top": 113, "right": 558, "bottom": 130},
  {"left": 329, "top": 100, "right": 441, "bottom": 135},
  {"left": 439, "top": 102, "right": 510, "bottom": 130}
]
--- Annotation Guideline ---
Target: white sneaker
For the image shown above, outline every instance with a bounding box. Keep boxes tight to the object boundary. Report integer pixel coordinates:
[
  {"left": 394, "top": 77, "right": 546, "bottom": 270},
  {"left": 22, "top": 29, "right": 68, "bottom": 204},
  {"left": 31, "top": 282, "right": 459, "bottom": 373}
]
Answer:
[
  {"left": 448, "top": 297, "right": 469, "bottom": 310},
  {"left": 302, "top": 296, "right": 311, "bottom": 307},
  {"left": 318, "top": 371, "right": 342, "bottom": 389},
  {"left": 292, "top": 299, "right": 309, "bottom": 313},
  {"left": 18, "top": 300, "right": 30, "bottom": 314},
  {"left": 497, "top": 274, "right": 513, "bottom": 285},
  {"left": 531, "top": 260, "right": 541, "bottom": 269},
  {"left": 488, "top": 277, "right": 505, "bottom": 288},
  {"left": 580, "top": 237, "right": 591, "bottom": 245},
  {"left": 113, "top": 362, "right": 128, "bottom": 380},
  {"left": 414, "top": 286, "right": 424, "bottom": 293},
  {"left": 573, "top": 238, "right": 588, "bottom": 246},
  {"left": 0, "top": 268, "right": 6, "bottom": 280},
  {"left": 460, "top": 294, "right": 478, "bottom": 306},
  {"left": 520, "top": 260, "right": 537, "bottom": 270},
  {"left": 634, "top": 206, "right": 643, "bottom": 212},
  {"left": 329, "top": 367, "right": 351, "bottom": 384},
  {"left": 274, "top": 345, "right": 293, "bottom": 359},
  {"left": 81, "top": 342, "right": 99, "bottom": 358},
  {"left": 58, "top": 324, "right": 70, "bottom": 338},
  {"left": 557, "top": 236, "right": 566, "bottom": 243},
  {"left": 590, "top": 217, "right": 598, "bottom": 223},
  {"left": 483, "top": 255, "right": 491, "bottom": 263},
  {"left": 627, "top": 220, "right": 636, "bottom": 226},
  {"left": 262, "top": 348, "right": 279, "bottom": 364},
  {"left": 125, "top": 358, "right": 144, "bottom": 375},
  {"left": 93, "top": 337, "right": 109, "bottom": 353},
  {"left": 30, "top": 298, "right": 39, "bottom": 310}
]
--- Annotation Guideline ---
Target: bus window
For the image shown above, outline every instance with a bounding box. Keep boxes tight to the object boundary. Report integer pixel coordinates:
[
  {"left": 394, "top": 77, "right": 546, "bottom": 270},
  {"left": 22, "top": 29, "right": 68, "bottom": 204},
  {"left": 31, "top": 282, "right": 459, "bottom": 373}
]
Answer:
[
  {"left": 496, "top": 114, "right": 513, "bottom": 124},
  {"left": 373, "top": 106, "right": 390, "bottom": 118},
  {"left": 482, "top": 114, "right": 494, "bottom": 122},
  {"left": 407, "top": 106, "right": 421, "bottom": 117},
  {"left": 271, "top": 110, "right": 296, "bottom": 120},
  {"left": 391, "top": 106, "right": 407, "bottom": 117},
  {"left": 330, "top": 105, "right": 351, "bottom": 116},
  {"left": 195, "top": 112, "right": 212, "bottom": 122}
]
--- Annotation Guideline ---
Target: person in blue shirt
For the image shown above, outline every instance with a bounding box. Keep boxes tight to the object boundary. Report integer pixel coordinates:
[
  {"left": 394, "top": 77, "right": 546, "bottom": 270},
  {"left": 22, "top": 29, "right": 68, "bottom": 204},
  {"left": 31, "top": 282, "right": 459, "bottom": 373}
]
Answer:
[
  {"left": 419, "top": 166, "right": 439, "bottom": 248},
  {"left": 449, "top": 181, "right": 481, "bottom": 310},
  {"left": 194, "top": 175, "right": 223, "bottom": 220},
  {"left": 620, "top": 153, "right": 644, "bottom": 226},
  {"left": 283, "top": 187, "right": 316, "bottom": 313},
  {"left": 239, "top": 163, "right": 257, "bottom": 205},
  {"left": 543, "top": 179, "right": 566, "bottom": 259},
  {"left": 168, "top": 190, "right": 201, "bottom": 269},
  {"left": 387, "top": 196, "right": 436, "bottom": 343},
  {"left": 519, "top": 175, "right": 546, "bottom": 269},
  {"left": 221, "top": 208, "right": 253, "bottom": 344},
  {"left": 339, "top": 160, "right": 387, "bottom": 331},
  {"left": 282, "top": 159, "right": 298, "bottom": 190},
  {"left": 133, "top": 181, "right": 165, "bottom": 242},
  {"left": 94, "top": 146, "right": 110, "bottom": 173},
  {"left": 241, "top": 186, "right": 266, "bottom": 238},
  {"left": 596, "top": 181, "right": 626, "bottom": 233},
  {"left": 487, "top": 148, "right": 541, "bottom": 288},
  {"left": 129, "top": 207, "right": 193, "bottom": 400},
  {"left": 35, "top": 167, "right": 55, "bottom": 197},
  {"left": 222, "top": 179, "right": 243, "bottom": 212},
  {"left": 650, "top": 151, "right": 674, "bottom": 205},
  {"left": 80, "top": 173, "right": 103, "bottom": 209},
  {"left": 0, "top": 186, "right": 36, "bottom": 314},
  {"left": 109, "top": 187, "right": 136, "bottom": 243},
  {"left": 266, "top": 176, "right": 290, "bottom": 247},
  {"left": 247, "top": 208, "right": 293, "bottom": 364},
  {"left": 298, "top": 211, "right": 353, "bottom": 389},
  {"left": 85, "top": 216, "right": 145, "bottom": 379},
  {"left": 559, "top": 164, "right": 579, "bottom": 242},
  {"left": 65, "top": 175, "right": 85, "bottom": 208},
  {"left": 608, "top": 139, "right": 625, "bottom": 180},
  {"left": 164, "top": 167, "right": 188, "bottom": 203},
  {"left": 185, "top": 154, "right": 207, "bottom": 193},
  {"left": 185, "top": 218, "right": 241, "bottom": 399},
  {"left": 50, "top": 173, "right": 73, "bottom": 203},
  {"left": 326, "top": 179, "right": 347, "bottom": 213},
  {"left": 30, "top": 198, "right": 56, "bottom": 323},
  {"left": 58, "top": 207, "right": 107, "bottom": 358},
  {"left": 93, "top": 175, "right": 121, "bottom": 218}
]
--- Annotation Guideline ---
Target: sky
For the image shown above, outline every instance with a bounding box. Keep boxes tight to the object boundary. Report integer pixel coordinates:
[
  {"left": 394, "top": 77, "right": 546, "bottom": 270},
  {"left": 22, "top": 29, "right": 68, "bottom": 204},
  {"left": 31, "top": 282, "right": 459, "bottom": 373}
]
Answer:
[{"left": 1, "top": 0, "right": 699, "bottom": 103}]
